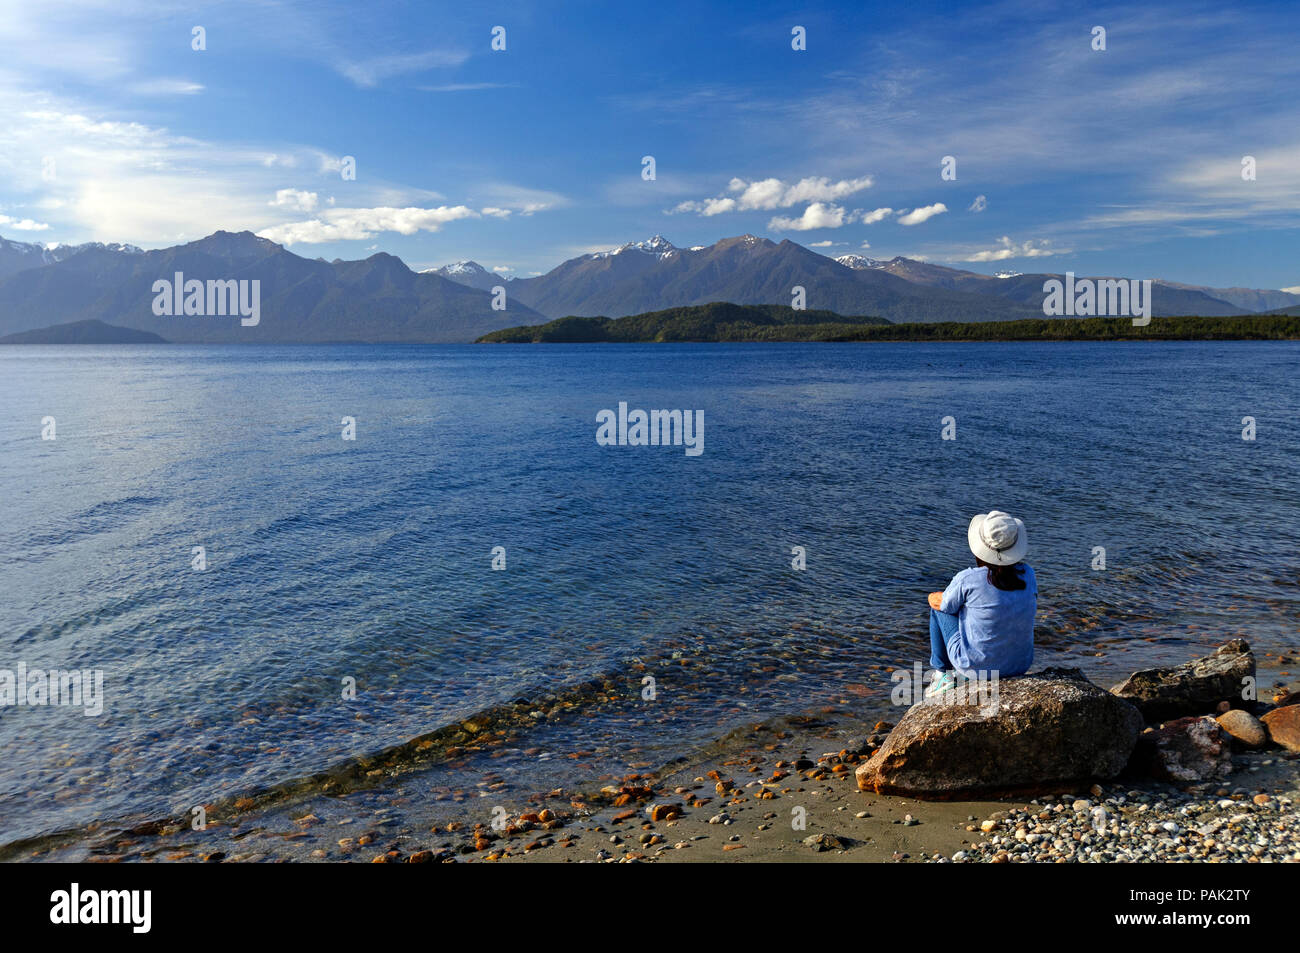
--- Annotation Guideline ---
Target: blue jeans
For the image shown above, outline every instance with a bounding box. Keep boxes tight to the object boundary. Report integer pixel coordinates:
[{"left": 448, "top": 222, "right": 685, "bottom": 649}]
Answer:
[{"left": 929, "top": 608, "right": 960, "bottom": 671}]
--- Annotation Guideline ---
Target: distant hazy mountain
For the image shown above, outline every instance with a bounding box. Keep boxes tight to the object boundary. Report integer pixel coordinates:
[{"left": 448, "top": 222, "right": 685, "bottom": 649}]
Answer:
[
  {"left": 421, "top": 260, "right": 506, "bottom": 292},
  {"left": 0, "top": 231, "right": 545, "bottom": 343},
  {"left": 0, "top": 235, "right": 143, "bottom": 281},
  {"left": 503, "top": 234, "right": 1047, "bottom": 324},
  {"left": 1158, "top": 281, "right": 1300, "bottom": 313},
  {"left": 837, "top": 254, "right": 1000, "bottom": 289},
  {"left": 0, "top": 319, "right": 165, "bottom": 344},
  {"left": 833, "top": 252, "right": 1275, "bottom": 317}
]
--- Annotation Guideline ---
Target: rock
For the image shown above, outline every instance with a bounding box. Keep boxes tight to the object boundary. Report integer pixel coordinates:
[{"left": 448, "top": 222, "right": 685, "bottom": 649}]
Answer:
[
  {"left": 1261, "top": 706, "right": 1300, "bottom": 752},
  {"left": 803, "top": 833, "right": 846, "bottom": 852},
  {"left": 647, "top": 803, "right": 683, "bottom": 822},
  {"left": 841, "top": 736, "right": 872, "bottom": 755},
  {"left": 1129, "top": 716, "right": 1233, "bottom": 781},
  {"left": 855, "top": 668, "right": 1143, "bottom": 798},
  {"left": 1215, "top": 709, "right": 1268, "bottom": 749},
  {"left": 1110, "top": 639, "right": 1255, "bottom": 722}
]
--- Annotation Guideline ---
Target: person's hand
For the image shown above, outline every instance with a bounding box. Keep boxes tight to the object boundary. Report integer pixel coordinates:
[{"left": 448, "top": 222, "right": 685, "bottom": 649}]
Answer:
[{"left": 927, "top": 591, "right": 943, "bottom": 610}]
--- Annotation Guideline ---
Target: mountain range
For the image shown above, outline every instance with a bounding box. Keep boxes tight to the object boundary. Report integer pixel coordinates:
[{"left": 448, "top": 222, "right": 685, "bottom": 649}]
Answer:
[
  {"left": 444, "top": 235, "right": 1300, "bottom": 323},
  {"left": 2, "top": 230, "right": 1297, "bottom": 343},
  {"left": 0, "top": 231, "right": 545, "bottom": 343}
]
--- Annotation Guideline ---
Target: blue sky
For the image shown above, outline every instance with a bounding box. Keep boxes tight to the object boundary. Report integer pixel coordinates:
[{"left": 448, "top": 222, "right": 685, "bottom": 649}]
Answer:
[{"left": 2, "top": 0, "right": 1299, "bottom": 288}]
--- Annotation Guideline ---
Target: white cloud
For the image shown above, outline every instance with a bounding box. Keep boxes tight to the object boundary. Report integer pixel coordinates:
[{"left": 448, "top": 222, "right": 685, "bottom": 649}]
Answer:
[
  {"left": 1282, "top": 285, "right": 1300, "bottom": 294},
  {"left": 480, "top": 207, "right": 512, "bottom": 218},
  {"left": 0, "top": 213, "right": 49, "bottom": 231},
  {"left": 672, "top": 197, "right": 737, "bottom": 216},
  {"left": 960, "top": 237, "right": 1063, "bottom": 262},
  {"left": 673, "top": 174, "right": 873, "bottom": 215},
  {"left": 859, "top": 207, "right": 893, "bottom": 224},
  {"left": 269, "top": 188, "right": 319, "bottom": 213},
  {"left": 968, "top": 195, "right": 987, "bottom": 213},
  {"left": 258, "top": 205, "right": 480, "bottom": 244},
  {"left": 809, "top": 240, "right": 842, "bottom": 247},
  {"left": 897, "top": 203, "right": 948, "bottom": 225},
  {"left": 768, "top": 202, "right": 851, "bottom": 231},
  {"left": 762, "top": 175, "right": 874, "bottom": 207}
]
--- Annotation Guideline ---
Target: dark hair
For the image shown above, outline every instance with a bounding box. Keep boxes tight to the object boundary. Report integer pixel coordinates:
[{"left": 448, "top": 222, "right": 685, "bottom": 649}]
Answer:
[{"left": 975, "top": 557, "right": 1027, "bottom": 592}]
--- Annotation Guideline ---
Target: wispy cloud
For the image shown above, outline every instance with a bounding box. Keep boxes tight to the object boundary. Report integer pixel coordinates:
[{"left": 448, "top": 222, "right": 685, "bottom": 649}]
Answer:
[
  {"left": 418, "top": 82, "right": 520, "bottom": 92},
  {"left": 338, "top": 49, "right": 469, "bottom": 88},
  {"left": 128, "top": 78, "right": 205, "bottom": 96}
]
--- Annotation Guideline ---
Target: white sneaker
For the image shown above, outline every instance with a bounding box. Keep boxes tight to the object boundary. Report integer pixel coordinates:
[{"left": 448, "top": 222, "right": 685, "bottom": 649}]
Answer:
[{"left": 925, "top": 671, "right": 957, "bottom": 698}]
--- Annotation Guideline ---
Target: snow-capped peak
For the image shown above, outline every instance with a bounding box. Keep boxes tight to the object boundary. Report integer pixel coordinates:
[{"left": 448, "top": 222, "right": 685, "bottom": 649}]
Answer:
[
  {"left": 590, "top": 235, "right": 680, "bottom": 260},
  {"left": 993, "top": 270, "right": 1022, "bottom": 279},
  {"left": 835, "top": 254, "right": 885, "bottom": 270},
  {"left": 429, "top": 260, "right": 489, "bottom": 276}
]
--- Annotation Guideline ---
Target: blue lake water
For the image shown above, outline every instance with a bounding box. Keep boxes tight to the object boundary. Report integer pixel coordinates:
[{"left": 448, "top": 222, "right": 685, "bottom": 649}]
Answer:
[{"left": 0, "top": 341, "right": 1297, "bottom": 846}]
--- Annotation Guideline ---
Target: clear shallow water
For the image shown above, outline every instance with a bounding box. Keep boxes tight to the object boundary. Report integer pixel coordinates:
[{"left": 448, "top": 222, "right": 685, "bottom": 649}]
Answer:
[{"left": 0, "top": 341, "right": 1296, "bottom": 845}]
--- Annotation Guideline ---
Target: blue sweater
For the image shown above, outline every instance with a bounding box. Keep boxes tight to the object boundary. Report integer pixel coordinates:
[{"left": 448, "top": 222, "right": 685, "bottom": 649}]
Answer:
[{"left": 939, "top": 564, "right": 1037, "bottom": 676}]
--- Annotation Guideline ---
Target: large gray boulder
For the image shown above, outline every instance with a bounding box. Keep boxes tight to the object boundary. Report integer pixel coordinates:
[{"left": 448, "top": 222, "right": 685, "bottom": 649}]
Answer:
[
  {"left": 855, "top": 668, "right": 1144, "bottom": 799},
  {"left": 1110, "top": 639, "right": 1255, "bottom": 722}
]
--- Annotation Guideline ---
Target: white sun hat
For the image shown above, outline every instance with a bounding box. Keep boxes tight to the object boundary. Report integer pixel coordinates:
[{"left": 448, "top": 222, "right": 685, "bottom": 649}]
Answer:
[{"left": 967, "top": 510, "right": 1028, "bottom": 566}]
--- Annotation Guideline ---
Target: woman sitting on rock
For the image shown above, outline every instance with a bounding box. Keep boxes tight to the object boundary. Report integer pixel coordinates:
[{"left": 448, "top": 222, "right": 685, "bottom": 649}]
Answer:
[{"left": 926, "top": 510, "right": 1037, "bottom": 697}]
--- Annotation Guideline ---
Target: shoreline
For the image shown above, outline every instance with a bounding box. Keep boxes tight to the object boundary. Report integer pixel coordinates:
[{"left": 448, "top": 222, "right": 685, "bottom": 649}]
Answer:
[{"left": 11, "top": 647, "right": 1297, "bottom": 864}]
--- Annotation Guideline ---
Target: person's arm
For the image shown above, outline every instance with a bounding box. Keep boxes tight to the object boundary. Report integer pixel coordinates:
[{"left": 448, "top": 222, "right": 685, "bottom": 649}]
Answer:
[{"left": 938, "top": 572, "right": 965, "bottom": 614}]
